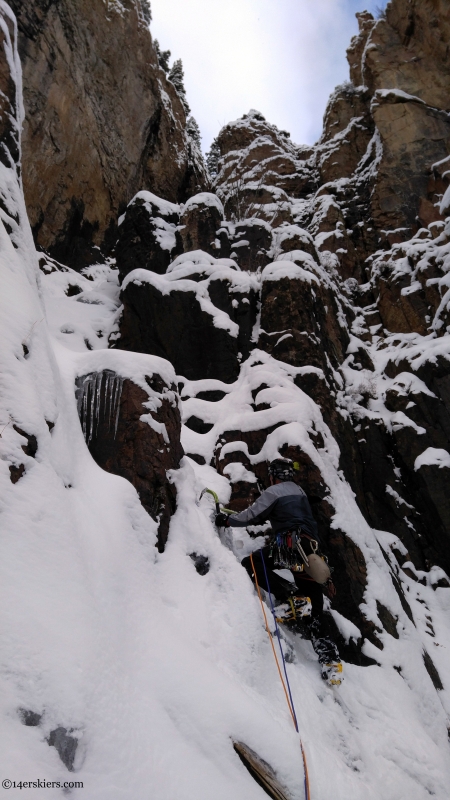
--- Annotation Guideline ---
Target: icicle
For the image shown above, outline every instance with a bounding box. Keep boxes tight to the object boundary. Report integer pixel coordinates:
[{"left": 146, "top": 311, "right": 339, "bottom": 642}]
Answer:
[
  {"left": 95, "top": 372, "right": 102, "bottom": 440},
  {"left": 105, "top": 373, "right": 111, "bottom": 430},
  {"left": 80, "top": 380, "right": 87, "bottom": 440},
  {"left": 109, "top": 372, "right": 117, "bottom": 433},
  {"left": 113, "top": 375, "right": 124, "bottom": 438},
  {"left": 76, "top": 370, "right": 123, "bottom": 445},
  {"left": 82, "top": 382, "right": 88, "bottom": 440},
  {"left": 89, "top": 376, "right": 96, "bottom": 445}
]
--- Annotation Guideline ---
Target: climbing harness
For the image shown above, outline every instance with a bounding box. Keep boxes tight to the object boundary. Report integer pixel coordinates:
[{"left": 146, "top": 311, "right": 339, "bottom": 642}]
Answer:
[
  {"left": 250, "top": 550, "right": 311, "bottom": 800},
  {"left": 269, "top": 528, "right": 319, "bottom": 571}
]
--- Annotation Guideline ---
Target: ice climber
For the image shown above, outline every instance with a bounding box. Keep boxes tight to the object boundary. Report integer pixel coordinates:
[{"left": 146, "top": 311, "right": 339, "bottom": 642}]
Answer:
[{"left": 215, "top": 458, "right": 343, "bottom": 685}]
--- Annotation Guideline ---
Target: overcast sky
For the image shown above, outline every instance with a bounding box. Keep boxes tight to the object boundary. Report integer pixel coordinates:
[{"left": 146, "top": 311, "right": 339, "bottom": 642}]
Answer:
[{"left": 150, "top": 0, "right": 386, "bottom": 152}]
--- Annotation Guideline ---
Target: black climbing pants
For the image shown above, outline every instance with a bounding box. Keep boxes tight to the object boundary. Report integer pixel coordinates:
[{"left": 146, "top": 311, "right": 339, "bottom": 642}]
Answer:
[{"left": 242, "top": 546, "right": 339, "bottom": 665}]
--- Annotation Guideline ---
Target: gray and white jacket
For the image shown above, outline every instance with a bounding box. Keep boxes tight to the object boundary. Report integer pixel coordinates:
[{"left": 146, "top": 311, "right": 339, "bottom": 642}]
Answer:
[{"left": 228, "top": 481, "right": 319, "bottom": 540}]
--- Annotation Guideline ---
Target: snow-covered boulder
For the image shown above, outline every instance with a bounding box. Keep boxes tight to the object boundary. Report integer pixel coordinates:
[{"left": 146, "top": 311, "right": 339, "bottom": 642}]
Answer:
[
  {"left": 119, "top": 253, "right": 260, "bottom": 382},
  {"left": 116, "top": 191, "right": 182, "bottom": 282},
  {"left": 178, "top": 192, "right": 224, "bottom": 256}
]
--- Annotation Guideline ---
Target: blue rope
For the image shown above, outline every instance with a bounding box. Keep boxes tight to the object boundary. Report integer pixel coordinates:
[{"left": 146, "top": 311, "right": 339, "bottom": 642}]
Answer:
[{"left": 260, "top": 548, "right": 299, "bottom": 733}]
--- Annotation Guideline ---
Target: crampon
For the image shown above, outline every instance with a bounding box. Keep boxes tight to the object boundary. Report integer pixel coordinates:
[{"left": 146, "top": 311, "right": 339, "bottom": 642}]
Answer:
[
  {"left": 321, "top": 661, "right": 343, "bottom": 686},
  {"left": 275, "top": 595, "right": 312, "bottom": 628}
]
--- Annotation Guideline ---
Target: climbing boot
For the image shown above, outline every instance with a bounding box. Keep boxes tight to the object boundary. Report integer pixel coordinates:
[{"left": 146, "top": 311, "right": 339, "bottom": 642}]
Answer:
[{"left": 321, "top": 661, "right": 343, "bottom": 686}]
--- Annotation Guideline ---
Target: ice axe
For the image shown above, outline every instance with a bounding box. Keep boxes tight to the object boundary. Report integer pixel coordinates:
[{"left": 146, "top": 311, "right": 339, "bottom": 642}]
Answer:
[
  {"left": 198, "top": 488, "right": 233, "bottom": 517},
  {"left": 199, "top": 487, "right": 235, "bottom": 552},
  {"left": 199, "top": 487, "right": 220, "bottom": 515}
]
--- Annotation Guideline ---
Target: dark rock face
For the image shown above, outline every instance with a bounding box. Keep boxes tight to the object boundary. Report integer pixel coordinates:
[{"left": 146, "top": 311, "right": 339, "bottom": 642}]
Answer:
[
  {"left": 178, "top": 194, "right": 224, "bottom": 255},
  {"left": 315, "top": 85, "right": 374, "bottom": 185},
  {"left": 0, "top": 7, "right": 21, "bottom": 171},
  {"left": 116, "top": 192, "right": 229, "bottom": 283},
  {"left": 258, "top": 263, "right": 349, "bottom": 375},
  {"left": 47, "top": 727, "right": 78, "bottom": 772},
  {"left": 360, "top": 1, "right": 450, "bottom": 110},
  {"left": 228, "top": 219, "right": 273, "bottom": 272},
  {"left": 422, "top": 650, "right": 444, "bottom": 691},
  {"left": 210, "top": 7, "right": 450, "bottom": 265},
  {"left": 272, "top": 224, "right": 317, "bottom": 261},
  {"left": 13, "top": 426, "right": 38, "bottom": 457},
  {"left": 9, "top": 464, "right": 25, "bottom": 483},
  {"left": 9, "top": 0, "right": 208, "bottom": 268},
  {"left": 371, "top": 91, "right": 450, "bottom": 238},
  {"left": 18, "top": 709, "right": 42, "bottom": 727},
  {"left": 76, "top": 370, "right": 183, "bottom": 551},
  {"left": 120, "top": 282, "right": 236, "bottom": 383}
]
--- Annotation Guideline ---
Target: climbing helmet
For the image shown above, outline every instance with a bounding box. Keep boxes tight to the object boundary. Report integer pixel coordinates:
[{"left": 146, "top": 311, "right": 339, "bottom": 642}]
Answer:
[{"left": 268, "top": 458, "right": 295, "bottom": 482}]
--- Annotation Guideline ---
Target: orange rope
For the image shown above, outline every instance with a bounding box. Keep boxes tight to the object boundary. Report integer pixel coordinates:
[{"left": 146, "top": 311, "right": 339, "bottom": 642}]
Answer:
[
  {"left": 249, "top": 552, "right": 311, "bottom": 800},
  {"left": 249, "top": 553, "right": 297, "bottom": 727},
  {"left": 301, "top": 740, "right": 311, "bottom": 800}
]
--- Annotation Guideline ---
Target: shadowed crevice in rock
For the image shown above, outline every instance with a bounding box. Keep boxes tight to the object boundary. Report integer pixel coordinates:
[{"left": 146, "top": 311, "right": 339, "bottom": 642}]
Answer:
[
  {"left": 13, "top": 426, "right": 38, "bottom": 457},
  {"left": 376, "top": 601, "right": 399, "bottom": 639},
  {"left": 423, "top": 650, "right": 444, "bottom": 691},
  {"left": 185, "top": 416, "right": 214, "bottom": 434}
]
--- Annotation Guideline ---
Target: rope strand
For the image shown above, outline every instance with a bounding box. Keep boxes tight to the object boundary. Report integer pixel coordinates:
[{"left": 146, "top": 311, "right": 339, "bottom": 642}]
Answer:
[
  {"left": 260, "top": 549, "right": 299, "bottom": 732},
  {"left": 249, "top": 549, "right": 311, "bottom": 800},
  {"left": 249, "top": 553, "right": 297, "bottom": 727}
]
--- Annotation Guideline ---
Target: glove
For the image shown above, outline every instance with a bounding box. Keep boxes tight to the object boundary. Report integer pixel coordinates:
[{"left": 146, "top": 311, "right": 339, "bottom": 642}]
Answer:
[
  {"left": 325, "top": 578, "right": 336, "bottom": 600},
  {"left": 215, "top": 512, "right": 230, "bottom": 528}
]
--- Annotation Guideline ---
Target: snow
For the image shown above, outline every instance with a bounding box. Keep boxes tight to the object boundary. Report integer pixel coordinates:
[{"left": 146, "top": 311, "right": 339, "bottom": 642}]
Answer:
[
  {"left": 262, "top": 258, "right": 319, "bottom": 283},
  {"left": 414, "top": 447, "right": 450, "bottom": 471},
  {"left": 374, "top": 88, "right": 426, "bottom": 105},
  {"left": 182, "top": 192, "right": 224, "bottom": 215},
  {"left": 41, "top": 262, "right": 121, "bottom": 352},
  {"left": 129, "top": 189, "right": 180, "bottom": 218},
  {"left": 2, "top": 22, "right": 450, "bottom": 800},
  {"left": 166, "top": 249, "right": 238, "bottom": 274},
  {"left": 385, "top": 484, "right": 415, "bottom": 510},
  {"left": 223, "top": 462, "right": 257, "bottom": 483},
  {"left": 440, "top": 184, "right": 450, "bottom": 216}
]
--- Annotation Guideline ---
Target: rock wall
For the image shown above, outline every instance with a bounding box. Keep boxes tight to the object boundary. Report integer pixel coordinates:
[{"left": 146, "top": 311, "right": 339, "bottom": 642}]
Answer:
[
  {"left": 110, "top": 0, "right": 450, "bottom": 663},
  {"left": 9, "top": 0, "right": 208, "bottom": 269},
  {"left": 208, "top": 3, "right": 450, "bottom": 273}
]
